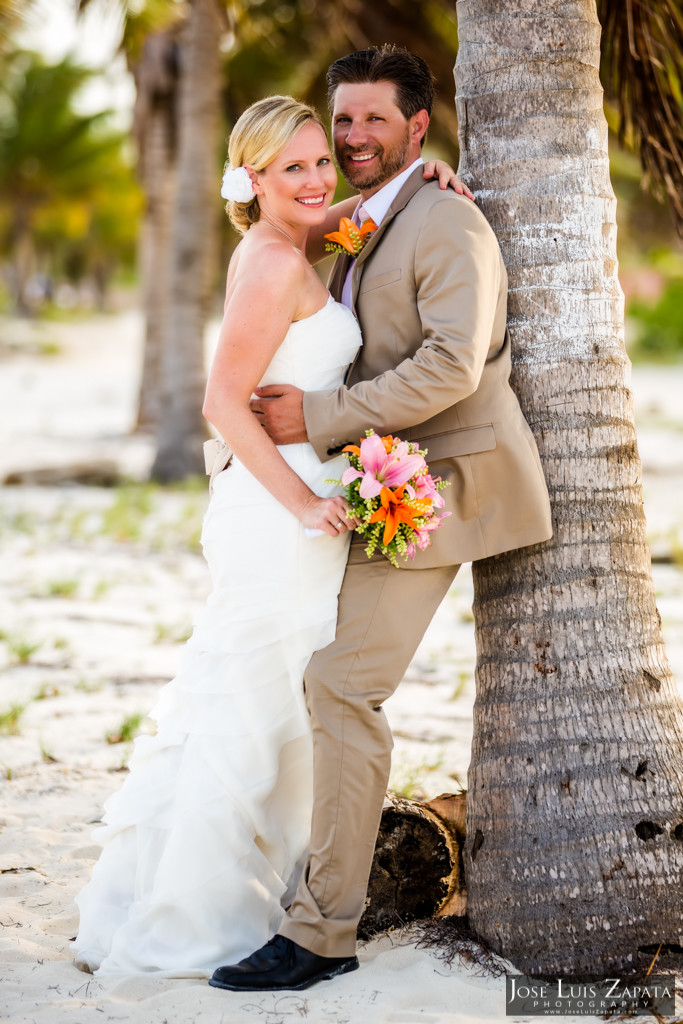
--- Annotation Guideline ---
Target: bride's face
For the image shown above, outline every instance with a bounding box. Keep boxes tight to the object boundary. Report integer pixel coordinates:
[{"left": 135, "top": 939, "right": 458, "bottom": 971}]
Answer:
[{"left": 254, "top": 122, "right": 337, "bottom": 229}]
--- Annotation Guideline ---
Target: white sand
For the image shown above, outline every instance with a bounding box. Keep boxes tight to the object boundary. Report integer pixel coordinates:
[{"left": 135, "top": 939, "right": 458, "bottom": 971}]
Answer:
[{"left": 1, "top": 311, "right": 682, "bottom": 1022}]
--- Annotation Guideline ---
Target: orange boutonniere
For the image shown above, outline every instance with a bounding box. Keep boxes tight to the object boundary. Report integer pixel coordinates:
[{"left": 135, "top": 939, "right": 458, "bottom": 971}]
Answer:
[{"left": 324, "top": 216, "right": 377, "bottom": 258}]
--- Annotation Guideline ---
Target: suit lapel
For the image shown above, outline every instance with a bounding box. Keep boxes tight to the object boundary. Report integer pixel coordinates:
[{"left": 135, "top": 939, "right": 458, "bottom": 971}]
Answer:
[
  {"left": 328, "top": 252, "right": 352, "bottom": 301},
  {"left": 351, "top": 166, "right": 430, "bottom": 309}
]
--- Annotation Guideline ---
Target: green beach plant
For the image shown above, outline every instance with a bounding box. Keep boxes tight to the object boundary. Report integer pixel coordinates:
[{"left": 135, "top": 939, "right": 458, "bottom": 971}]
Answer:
[
  {"left": 0, "top": 703, "right": 26, "bottom": 735},
  {"left": 105, "top": 712, "right": 145, "bottom": 745}
]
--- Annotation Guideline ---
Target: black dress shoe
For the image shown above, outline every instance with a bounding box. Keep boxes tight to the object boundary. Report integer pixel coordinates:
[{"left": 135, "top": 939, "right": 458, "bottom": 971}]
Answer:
[{"left": 208, "top": 934, "right": 359, "bottom": 992}]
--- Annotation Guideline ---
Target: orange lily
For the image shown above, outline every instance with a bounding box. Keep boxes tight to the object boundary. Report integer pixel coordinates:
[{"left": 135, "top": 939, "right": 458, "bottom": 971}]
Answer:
[
  {"left": 368, "top": 486, "right": 426, "bottom": 545},
  {"left": 324, "top": 216, "right": 377, "bottom": 257}
]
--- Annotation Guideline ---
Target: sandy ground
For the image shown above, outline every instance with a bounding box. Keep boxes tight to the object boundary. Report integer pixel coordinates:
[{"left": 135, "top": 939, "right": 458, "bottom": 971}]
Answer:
[{"left": 0, "top": 311, "right": 682, "bottom": 1023}]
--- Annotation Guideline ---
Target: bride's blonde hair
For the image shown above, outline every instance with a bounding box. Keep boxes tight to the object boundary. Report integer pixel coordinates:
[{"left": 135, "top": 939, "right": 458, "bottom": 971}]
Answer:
[{"left": 225, "top": 96, "right": 326, "bottom": 235}]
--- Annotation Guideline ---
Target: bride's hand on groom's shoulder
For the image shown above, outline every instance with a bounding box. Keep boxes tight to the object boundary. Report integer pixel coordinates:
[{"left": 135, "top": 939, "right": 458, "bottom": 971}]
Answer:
[
  {"left": 422, "top": 160, "right": 475, "bottom": 201},
  {"left": 251, "top": 384, "right": 307, "bottom": 444}
]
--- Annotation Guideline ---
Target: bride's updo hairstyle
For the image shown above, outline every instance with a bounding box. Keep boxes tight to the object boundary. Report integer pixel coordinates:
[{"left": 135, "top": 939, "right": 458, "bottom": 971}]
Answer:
[{"left": 225, "top": 95, "right": 326, "bottom": 235}]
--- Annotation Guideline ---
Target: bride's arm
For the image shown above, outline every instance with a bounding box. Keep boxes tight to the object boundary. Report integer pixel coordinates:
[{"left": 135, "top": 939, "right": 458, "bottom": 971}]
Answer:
[
  {"left": 305, "top": 160, "right": 475, "bottom": 263},
  {"left": 203, "top": 248, "right": 349, "bottom": 537}
]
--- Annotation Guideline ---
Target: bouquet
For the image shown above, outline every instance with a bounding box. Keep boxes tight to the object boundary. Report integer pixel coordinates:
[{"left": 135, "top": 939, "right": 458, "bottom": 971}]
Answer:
[{"left": 328, "top": 431, "right": 451, "bottom": 566}]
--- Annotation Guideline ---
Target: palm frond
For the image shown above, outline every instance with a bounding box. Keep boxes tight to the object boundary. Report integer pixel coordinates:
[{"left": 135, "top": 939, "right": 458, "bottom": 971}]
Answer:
[
  {"left": 598, "top": 0, "right": 683, "bottom": 234},
  {"left": 0, "top": 0, "right": 35, "bottom": 55}
]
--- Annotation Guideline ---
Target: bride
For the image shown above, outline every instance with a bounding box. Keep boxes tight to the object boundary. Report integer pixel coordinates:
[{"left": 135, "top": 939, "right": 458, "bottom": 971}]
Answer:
[{"left": 74, "top": 95, "right": 460, "bottom": 978}]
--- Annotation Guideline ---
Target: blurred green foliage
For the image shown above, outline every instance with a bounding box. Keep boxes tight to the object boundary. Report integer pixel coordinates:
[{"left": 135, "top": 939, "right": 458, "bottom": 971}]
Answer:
[
  {"left": 609, "top": 132, "right": 683, "bottom": 360},
  {"left": 609, "top": 133, "right": 683, "bottom": 272},
  {"left": 628, "top": 279, "right": 683, "bottom": 361},
  {"left": 0, "top": 48, "right": 142, "bottom": 313}
]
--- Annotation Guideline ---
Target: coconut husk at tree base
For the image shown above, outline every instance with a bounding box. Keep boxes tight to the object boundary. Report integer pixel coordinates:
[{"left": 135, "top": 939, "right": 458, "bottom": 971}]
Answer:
[{"left": 359, "top": 791, "right": 467, "bottom": 940}]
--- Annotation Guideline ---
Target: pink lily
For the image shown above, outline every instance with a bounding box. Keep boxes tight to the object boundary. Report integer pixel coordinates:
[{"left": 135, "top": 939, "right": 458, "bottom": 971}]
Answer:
[
  {"left": 404, "top": 472, "right": 445, "bottom": 507},
  {"left": 342, "top": 432, "right": 426, "bottom": 499},
  {"left": 413, "top": 510, "right": 452, "bottom": 551}
]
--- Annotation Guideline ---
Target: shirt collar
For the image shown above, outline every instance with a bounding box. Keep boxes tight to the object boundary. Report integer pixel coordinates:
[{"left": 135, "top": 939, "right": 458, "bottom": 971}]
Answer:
[{"left": 358, "top": 157, "right": 424, "bottom": 227}]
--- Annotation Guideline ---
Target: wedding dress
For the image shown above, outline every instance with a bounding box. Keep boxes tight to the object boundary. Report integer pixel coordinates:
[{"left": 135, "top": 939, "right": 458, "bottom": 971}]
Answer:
[{"left": 74, "top": 296, "right": 361, "bottom": 977}]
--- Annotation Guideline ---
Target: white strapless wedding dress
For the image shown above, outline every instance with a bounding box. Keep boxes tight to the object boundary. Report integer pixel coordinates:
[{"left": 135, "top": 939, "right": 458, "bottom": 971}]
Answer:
[{"left": 74, "top": 297, "right": 361, "bottom": 977}]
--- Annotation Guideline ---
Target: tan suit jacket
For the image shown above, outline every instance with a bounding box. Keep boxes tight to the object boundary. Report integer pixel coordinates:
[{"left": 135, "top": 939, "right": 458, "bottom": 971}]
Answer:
[{"left": 302, "top": 167, "right": 552, "bottom": 568}]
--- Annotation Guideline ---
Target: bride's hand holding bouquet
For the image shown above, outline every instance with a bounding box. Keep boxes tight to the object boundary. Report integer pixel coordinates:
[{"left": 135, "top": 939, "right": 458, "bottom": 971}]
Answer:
[{"left": 297, "top": 492, "right": 360, "bottom": 537}]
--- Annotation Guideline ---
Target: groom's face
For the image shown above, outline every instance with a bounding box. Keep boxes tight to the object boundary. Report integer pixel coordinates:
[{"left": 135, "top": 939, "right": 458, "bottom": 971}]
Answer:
[{"left": 331, "top": 81, "right": 422, "bottom": 196}]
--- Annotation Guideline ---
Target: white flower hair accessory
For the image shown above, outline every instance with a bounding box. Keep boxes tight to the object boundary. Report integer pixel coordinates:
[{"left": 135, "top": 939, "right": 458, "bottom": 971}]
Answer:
[{"left": 220, "top": 166, "right": 256, "bottom": 203}]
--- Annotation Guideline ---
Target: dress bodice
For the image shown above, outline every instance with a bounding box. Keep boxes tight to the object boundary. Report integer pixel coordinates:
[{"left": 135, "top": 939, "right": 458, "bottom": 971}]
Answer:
[{"left": 259, "top": 296, "right": 361, "bottom": 392}]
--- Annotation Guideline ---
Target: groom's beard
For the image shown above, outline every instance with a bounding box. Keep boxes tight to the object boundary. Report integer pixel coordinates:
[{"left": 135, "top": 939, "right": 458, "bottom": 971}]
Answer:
[{"left": 335, "top": 126, "right": 411, "bottom": 192}]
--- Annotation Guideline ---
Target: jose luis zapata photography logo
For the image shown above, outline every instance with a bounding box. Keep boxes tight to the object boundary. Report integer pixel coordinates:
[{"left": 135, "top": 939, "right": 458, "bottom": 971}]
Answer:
[{"left": 505, "top": 973, "right": 677, "bottom": 1017}]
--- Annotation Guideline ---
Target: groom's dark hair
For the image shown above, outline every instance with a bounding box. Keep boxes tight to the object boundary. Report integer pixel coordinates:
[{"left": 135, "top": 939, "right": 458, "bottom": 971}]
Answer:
[{"left": 327, "top": 45, "right": 435, "bottom": 124}]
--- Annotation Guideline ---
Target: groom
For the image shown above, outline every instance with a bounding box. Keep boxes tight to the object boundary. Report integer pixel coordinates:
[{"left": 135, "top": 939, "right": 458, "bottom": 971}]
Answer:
[{"left": 210, "top": 46, "right": 552, "bottom": 992}]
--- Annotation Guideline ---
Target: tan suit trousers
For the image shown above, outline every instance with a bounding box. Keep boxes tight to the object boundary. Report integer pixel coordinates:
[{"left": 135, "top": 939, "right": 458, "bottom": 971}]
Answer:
[{"left": 278, "top": 535, "right": 459, "bottom": 957}]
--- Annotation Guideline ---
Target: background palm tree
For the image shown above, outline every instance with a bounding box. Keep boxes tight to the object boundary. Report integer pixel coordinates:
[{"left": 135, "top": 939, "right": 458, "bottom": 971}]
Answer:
[
  {"left": 455, "top": 0, "right": 683, "bottom": 977},
  {"left": 76, "top": 0, "right": 186, "bottom": 435},
  {"left": 150, "top": 0, "right": 225, "bottom": 480},
  {"left": 130, "top": 30, "right": 181, "bottom": 429},
  {"left": 120, "top": 3, "right": 183, "bottom": 429}
]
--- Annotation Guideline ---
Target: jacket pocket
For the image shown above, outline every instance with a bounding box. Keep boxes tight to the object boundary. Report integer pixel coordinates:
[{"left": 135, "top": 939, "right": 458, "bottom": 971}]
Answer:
[
  {"left": 417, "top": 424, "right": 496, "bottom": 461},
  {"left": 359, "top": 267, "right": 402, "bottom": 293}
]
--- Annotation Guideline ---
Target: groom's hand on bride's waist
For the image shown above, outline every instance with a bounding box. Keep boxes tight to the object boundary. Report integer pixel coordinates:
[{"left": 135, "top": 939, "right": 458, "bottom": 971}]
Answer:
[{"left": 251, "top": 384, "right": 308, "bottom": 444}]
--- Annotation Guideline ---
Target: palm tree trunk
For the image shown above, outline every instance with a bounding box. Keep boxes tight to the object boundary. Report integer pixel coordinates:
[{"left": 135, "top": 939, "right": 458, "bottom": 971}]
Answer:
[
  {"left": 151, "top": 0, "right": 222, "bottom": 480},
  {"left": 135, "top": 114, "right": 175, "bottom": 430},
  {"left": 13, "top": 207, "right": 35, "bottom": 315},
  {"left": 133, "top": 32, "right": 179, "bottom": 432},
  {"left": 456, "top": 0, "right": 683, "bottom": 977}
]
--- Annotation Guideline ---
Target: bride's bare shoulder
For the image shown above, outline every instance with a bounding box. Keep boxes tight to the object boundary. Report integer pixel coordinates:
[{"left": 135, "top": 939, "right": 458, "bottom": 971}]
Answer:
[
  {"left": 229, "top": 230, "right": 307, "bottom": 284},
  {"left": 225, "top": 231, "right": 311, "bottom": 312}
]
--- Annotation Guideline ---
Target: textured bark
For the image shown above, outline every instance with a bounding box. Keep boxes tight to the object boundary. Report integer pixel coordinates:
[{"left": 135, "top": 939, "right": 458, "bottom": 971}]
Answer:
[
  {"left": 133, "top": 32, "right": 179, "bottom": 432},
  {"left": 360, "top": 793, "right": 467, "bottom": 939},
  {"left": 456, "top": 0, "right": 683, "bottom": 977},
  {"left": 151, "top": 0, "right": 222, "bottom": 480}
]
